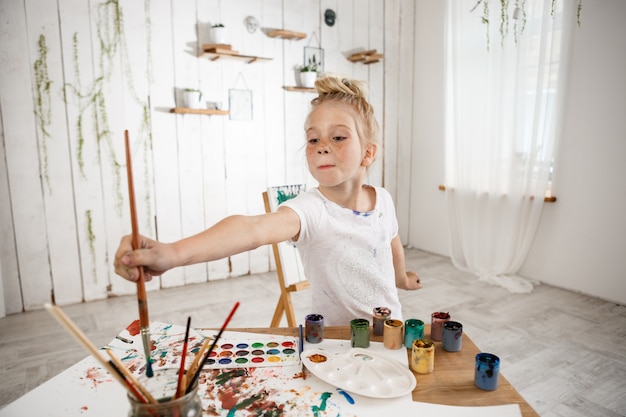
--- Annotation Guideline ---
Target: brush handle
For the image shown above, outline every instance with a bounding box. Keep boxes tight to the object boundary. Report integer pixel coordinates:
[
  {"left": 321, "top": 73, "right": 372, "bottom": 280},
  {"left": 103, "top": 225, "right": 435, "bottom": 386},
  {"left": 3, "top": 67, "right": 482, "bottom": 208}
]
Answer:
[
  {"left": 185, "top": 301, "right": 240, "bottom": 394},
  {"left": 175, "top": 316, "right": 192, "bottom": 399},
  {"left": 125, "top": 131, "right": 152, "bottom": 373}
]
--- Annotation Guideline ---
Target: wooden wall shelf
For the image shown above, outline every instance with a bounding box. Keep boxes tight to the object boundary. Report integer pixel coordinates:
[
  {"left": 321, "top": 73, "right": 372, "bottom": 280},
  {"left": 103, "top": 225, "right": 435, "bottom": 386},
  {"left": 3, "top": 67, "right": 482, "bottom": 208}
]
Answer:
[
  {"left": 267, "top": 29, "right": 307, "bottom": 40},
  {"left": 283, "top": 86, "right": 316, "bottom": 93},
  {"left": 348, "top": 49, "right": 384, "bottom": 65},
  {"left": 170, "top": 108, "right": 230, "bottom": 115},
  {"left": 201, "top": 52, "right": 272, "bottom": 64}
]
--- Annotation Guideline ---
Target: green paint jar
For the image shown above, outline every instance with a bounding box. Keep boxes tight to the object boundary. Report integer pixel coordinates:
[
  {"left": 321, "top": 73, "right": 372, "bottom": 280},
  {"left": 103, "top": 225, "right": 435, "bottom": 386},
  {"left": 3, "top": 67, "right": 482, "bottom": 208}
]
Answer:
[
  {"left": 350, "top": 318, "right": 370, "bottom": 348},
  {"left": 404, "top": 318, "right": 425, "bottom": 349}
]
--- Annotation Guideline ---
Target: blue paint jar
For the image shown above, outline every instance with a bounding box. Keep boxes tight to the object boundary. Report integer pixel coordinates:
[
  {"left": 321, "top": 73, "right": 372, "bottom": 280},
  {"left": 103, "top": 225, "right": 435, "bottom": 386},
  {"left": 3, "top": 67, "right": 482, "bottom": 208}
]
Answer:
[
  {"left": 404, "top": 319, "right": 425, "bottom": 349},
  {"left": 305, "top": 313, "right": 324, "bottom": 344},
  {"left": 474, "top": 353, "right": 500, "bottom": 390},
  {"left": 442, "top": 321, "right": 463, "bottom": 352}
]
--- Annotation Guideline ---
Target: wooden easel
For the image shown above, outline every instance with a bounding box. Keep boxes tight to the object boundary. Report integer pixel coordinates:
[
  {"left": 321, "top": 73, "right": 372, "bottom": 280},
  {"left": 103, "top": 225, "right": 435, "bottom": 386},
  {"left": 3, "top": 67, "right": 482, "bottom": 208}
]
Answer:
[{"left": 262, "top": 188, "right": 310, "bottom": 328}]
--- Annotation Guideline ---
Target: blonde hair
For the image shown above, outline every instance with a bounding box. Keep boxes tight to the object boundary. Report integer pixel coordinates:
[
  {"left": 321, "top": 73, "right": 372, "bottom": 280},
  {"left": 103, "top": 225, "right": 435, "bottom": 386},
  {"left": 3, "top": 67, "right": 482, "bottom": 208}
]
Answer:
[{"left": 308, "top": 75, "right": 380, "bottom": 151}]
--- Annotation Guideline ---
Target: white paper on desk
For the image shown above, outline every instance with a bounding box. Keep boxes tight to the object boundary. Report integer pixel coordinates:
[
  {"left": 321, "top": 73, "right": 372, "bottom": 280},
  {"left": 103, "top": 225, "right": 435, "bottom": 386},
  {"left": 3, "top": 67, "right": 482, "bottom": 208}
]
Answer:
[{"left": 0, "top": 354, "right": 129, "bottom": 417}]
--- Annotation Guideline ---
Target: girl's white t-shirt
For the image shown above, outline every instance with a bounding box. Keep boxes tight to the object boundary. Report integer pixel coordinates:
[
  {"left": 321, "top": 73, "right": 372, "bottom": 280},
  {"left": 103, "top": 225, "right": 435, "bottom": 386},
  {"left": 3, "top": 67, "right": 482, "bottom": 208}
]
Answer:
[{"left": 282, "top": 185, "right": 403, "bottom": 326}]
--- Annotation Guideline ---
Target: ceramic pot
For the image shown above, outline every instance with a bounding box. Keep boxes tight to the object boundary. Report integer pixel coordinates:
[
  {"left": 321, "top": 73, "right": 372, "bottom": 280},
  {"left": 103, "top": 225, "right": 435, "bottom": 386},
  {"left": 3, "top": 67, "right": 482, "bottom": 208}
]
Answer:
[
  {"left": 183, "top": 90, "right": 203, "bottom": 109},
  {"left": 211, "top": 27, "right": 226, "bottom": 44},
  {"left": 299, "top": 71, "right": 317, "bottom": 88}
]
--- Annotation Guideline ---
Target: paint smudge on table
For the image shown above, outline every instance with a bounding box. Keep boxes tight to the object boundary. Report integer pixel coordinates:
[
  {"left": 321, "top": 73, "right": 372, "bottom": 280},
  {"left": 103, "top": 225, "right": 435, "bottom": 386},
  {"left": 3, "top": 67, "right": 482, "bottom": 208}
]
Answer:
[
  {"left": 337, "top": 389, "right": 355, "bottom": 404},
  {"left": 81, "top": 366, "right": 111, "bottom": 389}
]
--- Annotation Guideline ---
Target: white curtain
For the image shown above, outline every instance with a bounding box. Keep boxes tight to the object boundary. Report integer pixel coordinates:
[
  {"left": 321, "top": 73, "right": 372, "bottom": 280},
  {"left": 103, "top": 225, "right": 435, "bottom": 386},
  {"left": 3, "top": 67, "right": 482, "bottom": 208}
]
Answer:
[{"left": 444, "top": 0, "right": 574, "bottom": 293}]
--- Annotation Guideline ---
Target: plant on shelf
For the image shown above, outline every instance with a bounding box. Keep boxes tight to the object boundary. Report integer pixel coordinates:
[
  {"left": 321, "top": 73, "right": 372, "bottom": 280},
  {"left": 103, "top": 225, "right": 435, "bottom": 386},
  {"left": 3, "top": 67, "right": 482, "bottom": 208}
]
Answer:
[
  {"left": 297, "top": 56, "right": 320, "bottom": 88},
  {"left": 182, "top": 88, "right": 203, "bottom": 109},
  {"left": 300, "top": 54, "right": 320, "bottom": 73},
  {"left": 211, "top": 23, "right": 226, "bottom": 44}
]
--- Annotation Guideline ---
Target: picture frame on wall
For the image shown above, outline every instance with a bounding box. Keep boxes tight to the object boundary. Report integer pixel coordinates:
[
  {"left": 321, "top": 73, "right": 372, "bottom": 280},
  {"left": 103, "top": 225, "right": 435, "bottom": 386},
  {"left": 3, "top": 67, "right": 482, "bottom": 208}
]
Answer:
[
  {"left": 303, "top": 46, "right": 324, "bottom": 73},
  {"left": 228, "top": 89, "right": 253, "bottom": 121}
]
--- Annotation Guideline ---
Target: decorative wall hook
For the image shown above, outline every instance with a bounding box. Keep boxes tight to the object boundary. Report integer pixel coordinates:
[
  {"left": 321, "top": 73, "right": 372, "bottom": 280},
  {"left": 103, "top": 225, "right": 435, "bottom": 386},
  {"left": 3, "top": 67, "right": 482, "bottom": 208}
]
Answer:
[
  {"left": 324, "top": 9, "right": 336, "bottom": 27},
  {"left": 244, "top": 16, "right": 260, "bottom": 33}
]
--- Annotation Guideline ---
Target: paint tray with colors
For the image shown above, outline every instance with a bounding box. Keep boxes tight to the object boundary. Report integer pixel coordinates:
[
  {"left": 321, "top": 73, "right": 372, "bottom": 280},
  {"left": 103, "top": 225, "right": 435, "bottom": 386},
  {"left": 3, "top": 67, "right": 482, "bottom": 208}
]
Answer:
[{"left": 203, "top": 337, "right": 300, "bottom": 369}]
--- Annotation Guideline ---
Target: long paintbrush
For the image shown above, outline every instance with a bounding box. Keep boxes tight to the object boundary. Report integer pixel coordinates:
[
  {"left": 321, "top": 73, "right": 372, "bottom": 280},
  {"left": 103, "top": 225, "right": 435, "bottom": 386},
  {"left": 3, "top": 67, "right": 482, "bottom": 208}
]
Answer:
[
  {"left": 185, "top": 301, "right": 240, "bottom": 394},
  {"left": 125, "top": 130, "right": 154, "bottom": 378}
]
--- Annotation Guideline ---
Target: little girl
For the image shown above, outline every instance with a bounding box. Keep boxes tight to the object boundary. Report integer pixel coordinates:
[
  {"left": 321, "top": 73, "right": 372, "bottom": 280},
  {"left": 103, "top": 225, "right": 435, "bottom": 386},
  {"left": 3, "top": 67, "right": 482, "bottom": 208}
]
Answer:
[{"left": 115, "top": 75, "right": 422, "bottom": 326}]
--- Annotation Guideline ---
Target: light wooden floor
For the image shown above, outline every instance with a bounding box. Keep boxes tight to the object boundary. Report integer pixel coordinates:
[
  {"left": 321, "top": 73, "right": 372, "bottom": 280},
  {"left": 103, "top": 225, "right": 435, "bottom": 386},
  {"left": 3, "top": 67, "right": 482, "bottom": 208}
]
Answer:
[{"left": 1, "top": 248, "right": 625, "bottom": 416}]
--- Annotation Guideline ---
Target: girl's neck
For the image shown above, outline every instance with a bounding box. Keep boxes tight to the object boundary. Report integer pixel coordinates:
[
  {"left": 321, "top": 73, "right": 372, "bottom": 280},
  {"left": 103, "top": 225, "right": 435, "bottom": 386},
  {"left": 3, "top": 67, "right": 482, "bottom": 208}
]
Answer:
[{"left": 318, "top": 183, "right": 376, "bottom": 212}]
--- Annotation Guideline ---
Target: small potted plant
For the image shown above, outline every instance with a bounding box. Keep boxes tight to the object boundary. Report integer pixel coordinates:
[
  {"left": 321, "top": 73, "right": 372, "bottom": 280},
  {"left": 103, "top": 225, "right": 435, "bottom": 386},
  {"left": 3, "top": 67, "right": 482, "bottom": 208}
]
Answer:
[
  {"left": 182, "top": 88, "right": 203, "bottom": 109},
  {"left": 298, "top": 56, "right": 319, "bottom": 88},
  {"left": 211, "top": 23, "right": 226, "bottom": 44}
]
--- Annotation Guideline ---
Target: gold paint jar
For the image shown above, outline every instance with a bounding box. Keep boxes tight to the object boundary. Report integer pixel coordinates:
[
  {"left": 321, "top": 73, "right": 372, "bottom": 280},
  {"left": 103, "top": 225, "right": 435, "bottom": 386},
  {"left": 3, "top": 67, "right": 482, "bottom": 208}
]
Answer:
[{"left": 411, "top": 339, "right": 435, "bottom": 374}]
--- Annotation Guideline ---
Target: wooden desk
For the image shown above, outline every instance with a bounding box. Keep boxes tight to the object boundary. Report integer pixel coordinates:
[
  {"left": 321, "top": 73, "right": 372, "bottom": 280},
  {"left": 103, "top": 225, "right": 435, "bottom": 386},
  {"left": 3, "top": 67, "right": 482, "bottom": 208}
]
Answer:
[
  {"left": 231, "top": 325, "right": 539, "bottom": 417},
  {"left": 0, "top": 322, "right": 538, "bottom": 417}
]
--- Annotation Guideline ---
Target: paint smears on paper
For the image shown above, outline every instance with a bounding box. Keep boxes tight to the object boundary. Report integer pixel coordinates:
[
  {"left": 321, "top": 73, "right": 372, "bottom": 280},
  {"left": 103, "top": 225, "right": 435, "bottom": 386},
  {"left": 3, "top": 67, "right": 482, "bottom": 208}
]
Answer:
[
  {"left": 126, "top": 319, "right": 141, "bottom": 336},
  {"left": 100, "top": 324, "right": 360, "bottom": 416},
  {"left": 200, "top": 368, "right": 353, "bottom": 417},
  {"left": 337, "top": 389, "right": 355, "bottom": 404}
]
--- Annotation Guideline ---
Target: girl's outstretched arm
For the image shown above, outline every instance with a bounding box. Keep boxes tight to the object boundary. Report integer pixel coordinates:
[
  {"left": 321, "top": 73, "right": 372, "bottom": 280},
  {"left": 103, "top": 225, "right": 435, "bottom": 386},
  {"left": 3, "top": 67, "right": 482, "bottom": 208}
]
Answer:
[{"left": 114, "top": 207, "right": 300, "bottom": 282}]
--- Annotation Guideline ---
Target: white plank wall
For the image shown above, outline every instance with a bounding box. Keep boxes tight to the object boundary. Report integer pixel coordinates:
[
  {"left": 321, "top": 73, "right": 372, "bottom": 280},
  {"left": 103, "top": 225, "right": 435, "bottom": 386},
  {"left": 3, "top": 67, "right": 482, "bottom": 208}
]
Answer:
[
  {"left": 1, "top": 0, "right": 53, "bottom": 312},
  {"left": 0, "top": 0, "right": 405, "bottom": 316},
  {"left": 25, "top": 0, "right": 83, "bottom": 307}
]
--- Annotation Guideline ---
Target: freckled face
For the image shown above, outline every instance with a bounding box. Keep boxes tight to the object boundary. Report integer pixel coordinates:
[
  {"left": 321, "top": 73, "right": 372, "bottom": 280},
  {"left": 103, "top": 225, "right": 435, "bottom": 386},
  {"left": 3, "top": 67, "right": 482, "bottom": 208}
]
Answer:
[{"left": 305, "top": 103, "right": 366, "bottom": 187}]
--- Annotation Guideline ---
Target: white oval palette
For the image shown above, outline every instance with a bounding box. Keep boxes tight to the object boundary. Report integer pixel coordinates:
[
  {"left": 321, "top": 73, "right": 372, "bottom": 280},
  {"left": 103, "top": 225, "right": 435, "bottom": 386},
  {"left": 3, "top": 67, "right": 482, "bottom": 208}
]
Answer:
[{"left": 301, "top": 348, "right": 416, "bottom": 398}]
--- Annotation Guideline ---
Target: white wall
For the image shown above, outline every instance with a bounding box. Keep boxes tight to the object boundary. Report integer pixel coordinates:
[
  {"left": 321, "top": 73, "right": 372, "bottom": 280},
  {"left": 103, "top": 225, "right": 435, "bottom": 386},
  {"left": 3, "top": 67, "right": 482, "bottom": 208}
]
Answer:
[
  {"left": 0, "top": 0, "right": 405, "bottom": 315},
  {"left": 520, "top": 0, "right": 626, "bottom": 304},
  {"left": 407, "top": 0, "right": 626, "bottom": 305}
]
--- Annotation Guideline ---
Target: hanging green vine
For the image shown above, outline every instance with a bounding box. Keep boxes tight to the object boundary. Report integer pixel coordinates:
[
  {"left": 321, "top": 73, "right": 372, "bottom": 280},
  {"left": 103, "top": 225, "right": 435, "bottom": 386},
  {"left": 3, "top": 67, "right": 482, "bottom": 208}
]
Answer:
[
  {"left": 499, "top": 0, "right": 509, "bottom": 48},
  {"left": 513, "top": 0, "right": 527, "bottom": 45},
  {"left": 482, "top": 0, "right": 490, "bottom": 50},
  {"left": 33, "top": 34, "right": 52, "bottom": 192},
  {"left": 85, "top": 209, "right": 97, "bottom": 281},
  {"left": 63, "top": 0, "right": 154, "bottom": 233},
  {"left": 479, "top": 0, "right": 582, "bottom": 50}
]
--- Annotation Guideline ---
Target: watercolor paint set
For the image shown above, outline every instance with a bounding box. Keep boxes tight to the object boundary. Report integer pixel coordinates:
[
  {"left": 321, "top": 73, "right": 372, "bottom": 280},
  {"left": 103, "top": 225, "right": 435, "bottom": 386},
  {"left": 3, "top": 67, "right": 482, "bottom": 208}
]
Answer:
[{"left": 202, "top": 336, "right": 300, "bottom": 369}]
